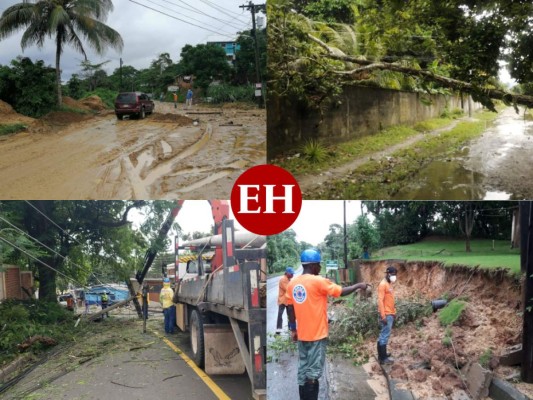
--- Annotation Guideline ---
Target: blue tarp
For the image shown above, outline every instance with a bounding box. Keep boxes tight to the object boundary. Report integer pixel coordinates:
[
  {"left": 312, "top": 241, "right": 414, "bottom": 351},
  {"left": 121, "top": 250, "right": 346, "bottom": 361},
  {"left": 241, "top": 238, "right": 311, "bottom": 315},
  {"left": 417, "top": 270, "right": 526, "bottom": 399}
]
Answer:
[{"left": 83, "top": 285, "right": 129, "bottom": 306}]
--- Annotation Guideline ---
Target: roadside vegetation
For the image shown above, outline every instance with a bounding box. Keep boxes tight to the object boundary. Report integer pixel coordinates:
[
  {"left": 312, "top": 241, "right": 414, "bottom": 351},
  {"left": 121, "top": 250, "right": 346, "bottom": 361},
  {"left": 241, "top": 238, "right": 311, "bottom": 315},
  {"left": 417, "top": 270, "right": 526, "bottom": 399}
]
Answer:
[
  {"left": 328, "top": 295, "right": 432, "bottom": 364},
  {"left": 0, "top": 28, "right": 266, "bottom": 118},
  {"left": 0, "top": 123, "right": 27, "bottom": 136},
  {"left": 0, "top": 300, "right": 76, "bottom": 366},
  {"left": 273, "top": 108, "right": 468, "bottom": 176}
]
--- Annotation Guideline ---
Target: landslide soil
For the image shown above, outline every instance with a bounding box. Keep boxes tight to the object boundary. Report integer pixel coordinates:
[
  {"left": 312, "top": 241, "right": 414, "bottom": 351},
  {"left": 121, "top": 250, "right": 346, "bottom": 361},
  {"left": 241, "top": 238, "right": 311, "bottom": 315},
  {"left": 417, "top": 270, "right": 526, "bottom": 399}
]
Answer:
[
  {"left": 0, "top": 99, "right": 266, "bottom": 199},
  {"left": 347, "top": 261, "right": 526, "bottom": 399}
]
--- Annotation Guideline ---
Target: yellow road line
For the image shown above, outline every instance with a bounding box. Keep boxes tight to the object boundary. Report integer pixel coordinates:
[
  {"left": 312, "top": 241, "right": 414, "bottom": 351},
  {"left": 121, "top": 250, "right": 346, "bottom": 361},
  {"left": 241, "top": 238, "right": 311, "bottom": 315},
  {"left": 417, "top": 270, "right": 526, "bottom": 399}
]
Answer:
[{"left": 152, "top": 329, "right": 231, "bottom": 400}]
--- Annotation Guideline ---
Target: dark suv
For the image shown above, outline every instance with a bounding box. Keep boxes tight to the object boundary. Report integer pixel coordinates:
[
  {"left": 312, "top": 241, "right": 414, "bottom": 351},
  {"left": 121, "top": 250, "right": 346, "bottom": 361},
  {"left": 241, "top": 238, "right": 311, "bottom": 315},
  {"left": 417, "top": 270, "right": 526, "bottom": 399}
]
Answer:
[{"left": 114, "top": 92, "right": 154, "bottom": 120}]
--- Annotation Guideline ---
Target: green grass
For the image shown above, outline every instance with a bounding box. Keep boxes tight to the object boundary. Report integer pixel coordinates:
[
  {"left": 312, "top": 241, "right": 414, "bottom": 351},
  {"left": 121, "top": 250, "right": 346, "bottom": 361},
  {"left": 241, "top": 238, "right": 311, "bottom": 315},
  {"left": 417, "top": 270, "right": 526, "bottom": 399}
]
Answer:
[
  {"left": 439, "top": 299, "right": 467, "bottom": 326},
  {"left": 374, "top": 239, "right": 520, "bottom": 273},
  {"left": 56, "top": 105, "right": 92, "bottom": 114},
  {"left": 314, "top": 109, "right": 500, "bottom": 199},
  {"left": 0, "top": 123, "right": 27, "bottom": 136},
  {"left": 274, "top": 111, "right": 466, "bottom": 175}
]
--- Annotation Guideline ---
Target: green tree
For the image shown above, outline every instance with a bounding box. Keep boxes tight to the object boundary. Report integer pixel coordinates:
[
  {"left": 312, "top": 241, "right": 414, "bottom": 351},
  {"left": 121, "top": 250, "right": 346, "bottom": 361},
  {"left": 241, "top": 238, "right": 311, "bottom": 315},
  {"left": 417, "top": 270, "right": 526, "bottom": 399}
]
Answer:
[
  {"left": 108, "top": 65, "right": 138, "bottom": 92},
  {"left": 234, "top": 28, "right": 267, "bottom": 84},
  {"left": 268, "top": 0, "right": 533, "bottom": 111},
  {"left": 66, "top": 73, "right": 85, "bottom": 99},
  {"left": 267, "top": 229, "right": 300, "bottom": 274},
  {"left": 0, "top": 201, "right": 177, "bottom": 303},
  {"left": 347, "top": 215, "right": 380, "bottom": 259},
  {"left": 80, "top": 60, "right": 111, "bottom": 92},
  {"left": 0, "top": 0, "right": 123, "bottom": 107},
  {"left": 0, "top": 57, "right": 56, "bottom": 117},
  {"left": 323, "top": 223, "right": 344, "bottom": 264},
  {"left": 177, "top": 44, "right": 233, "bottom": 90}
]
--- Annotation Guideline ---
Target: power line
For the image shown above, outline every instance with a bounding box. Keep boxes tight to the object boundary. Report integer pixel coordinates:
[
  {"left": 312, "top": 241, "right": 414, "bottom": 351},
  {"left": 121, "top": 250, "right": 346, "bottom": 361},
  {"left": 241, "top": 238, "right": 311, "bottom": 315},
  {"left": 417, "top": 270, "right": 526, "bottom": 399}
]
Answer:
[
  {"left": 157, "top": 0, "right": 247, "bottom": 31},
  {"left": 0, "top": 215, "right": 105, "bottom": 286},
  {"left": 0, "top": 234, "right": 84, "bottom": 287},
  {"left": 144, "top": 0, "right": 239, "bottom": 36},
  {"left": 24, "top": 201, "right": 83, "bottom": 246},
  {"left": 129, "top": 0, "right": 237, "bottom": 38},
  {"left": 199, "top": 0, "right": 250, "bottom": 24}
]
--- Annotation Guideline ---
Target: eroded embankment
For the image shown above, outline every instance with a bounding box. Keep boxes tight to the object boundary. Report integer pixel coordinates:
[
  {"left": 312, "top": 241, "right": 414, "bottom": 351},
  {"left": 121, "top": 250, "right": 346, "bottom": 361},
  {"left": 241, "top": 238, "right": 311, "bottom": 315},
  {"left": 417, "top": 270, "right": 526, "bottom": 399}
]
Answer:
[{"left": 358, "top": 261, "right": 524, "bottom": 398}]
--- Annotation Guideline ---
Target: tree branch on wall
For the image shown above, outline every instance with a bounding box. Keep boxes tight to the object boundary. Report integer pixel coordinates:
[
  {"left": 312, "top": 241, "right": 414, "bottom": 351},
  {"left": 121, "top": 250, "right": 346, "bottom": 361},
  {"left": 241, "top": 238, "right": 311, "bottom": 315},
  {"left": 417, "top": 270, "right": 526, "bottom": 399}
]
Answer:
[{"left": 308, "top": 34, "right": 533, "bottom": 110}]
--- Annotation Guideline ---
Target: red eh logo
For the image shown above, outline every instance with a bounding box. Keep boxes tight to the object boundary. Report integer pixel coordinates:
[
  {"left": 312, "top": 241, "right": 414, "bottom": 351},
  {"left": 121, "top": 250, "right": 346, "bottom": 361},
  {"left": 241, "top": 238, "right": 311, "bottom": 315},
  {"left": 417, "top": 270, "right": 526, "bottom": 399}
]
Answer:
[{"left": 231, "top": 165, "right": 302, "bottom": 235}]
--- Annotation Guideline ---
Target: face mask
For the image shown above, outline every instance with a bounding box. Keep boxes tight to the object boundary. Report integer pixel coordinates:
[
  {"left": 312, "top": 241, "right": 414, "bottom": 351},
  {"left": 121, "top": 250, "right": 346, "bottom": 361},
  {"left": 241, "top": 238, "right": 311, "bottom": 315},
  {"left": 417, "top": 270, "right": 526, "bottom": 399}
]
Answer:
[{"left": 389, "top": 275, "right": 397, "bottom": 283}]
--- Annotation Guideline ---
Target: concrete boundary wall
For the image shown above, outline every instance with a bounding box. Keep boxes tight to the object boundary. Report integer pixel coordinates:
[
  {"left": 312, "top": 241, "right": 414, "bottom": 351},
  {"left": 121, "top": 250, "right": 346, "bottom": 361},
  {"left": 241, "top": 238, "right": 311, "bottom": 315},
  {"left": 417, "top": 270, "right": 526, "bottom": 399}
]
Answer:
[{"left": 267, "top": 85, "right": 482, "bottom": 157}]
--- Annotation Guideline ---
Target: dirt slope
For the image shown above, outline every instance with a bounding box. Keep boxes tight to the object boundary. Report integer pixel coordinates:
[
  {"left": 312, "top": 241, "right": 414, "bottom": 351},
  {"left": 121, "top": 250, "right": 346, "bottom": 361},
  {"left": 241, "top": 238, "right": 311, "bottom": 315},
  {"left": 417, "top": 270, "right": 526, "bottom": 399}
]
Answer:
[{"left": 358, "top": 261, "right": 524, "bottom": 398}]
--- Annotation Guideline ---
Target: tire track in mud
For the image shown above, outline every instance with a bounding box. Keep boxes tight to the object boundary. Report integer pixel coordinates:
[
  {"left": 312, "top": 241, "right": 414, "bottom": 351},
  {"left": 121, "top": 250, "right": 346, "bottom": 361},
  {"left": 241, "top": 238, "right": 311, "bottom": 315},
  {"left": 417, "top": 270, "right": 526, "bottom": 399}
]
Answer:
[
  {"left": 0, "top": 107, "right": 266, "bottom": 199},
  {"left": 127, "top": 124, "right": 213, "bottom": 198}
]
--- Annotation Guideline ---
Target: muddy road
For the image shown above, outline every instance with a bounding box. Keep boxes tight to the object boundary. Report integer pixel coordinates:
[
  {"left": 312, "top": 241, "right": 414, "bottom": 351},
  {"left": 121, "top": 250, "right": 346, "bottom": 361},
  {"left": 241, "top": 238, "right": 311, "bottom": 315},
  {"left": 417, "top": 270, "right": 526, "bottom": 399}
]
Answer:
[
  {"left": 393, "top": 107, "right": 533, "bottom": 199},
  {"left": 0, "top": 102, "right": 265, "bottom": 199}
]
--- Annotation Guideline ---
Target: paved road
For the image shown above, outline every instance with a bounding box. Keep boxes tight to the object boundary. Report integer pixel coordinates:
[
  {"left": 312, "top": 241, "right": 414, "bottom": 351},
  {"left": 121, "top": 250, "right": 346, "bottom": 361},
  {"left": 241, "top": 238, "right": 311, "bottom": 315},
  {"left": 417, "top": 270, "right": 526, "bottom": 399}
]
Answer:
[{"left": 2, "top": 317, "right": 252, "bottom": 400}]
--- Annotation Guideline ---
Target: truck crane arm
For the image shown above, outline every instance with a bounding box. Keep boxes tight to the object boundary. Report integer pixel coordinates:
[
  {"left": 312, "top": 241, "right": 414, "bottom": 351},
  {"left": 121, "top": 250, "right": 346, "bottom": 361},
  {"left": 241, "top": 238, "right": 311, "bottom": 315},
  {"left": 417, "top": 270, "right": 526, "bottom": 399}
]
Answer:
[{"left": 135, "top": 200, "right": 229, "bottom": 285}]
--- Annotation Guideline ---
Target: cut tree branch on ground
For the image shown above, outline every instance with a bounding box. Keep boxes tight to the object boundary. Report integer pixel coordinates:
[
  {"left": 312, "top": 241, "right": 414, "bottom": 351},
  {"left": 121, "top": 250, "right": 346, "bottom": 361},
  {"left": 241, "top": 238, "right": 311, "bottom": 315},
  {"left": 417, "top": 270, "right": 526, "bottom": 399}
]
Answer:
[{"left": 307, "top": 34, "right": 533, "bottom": 109}]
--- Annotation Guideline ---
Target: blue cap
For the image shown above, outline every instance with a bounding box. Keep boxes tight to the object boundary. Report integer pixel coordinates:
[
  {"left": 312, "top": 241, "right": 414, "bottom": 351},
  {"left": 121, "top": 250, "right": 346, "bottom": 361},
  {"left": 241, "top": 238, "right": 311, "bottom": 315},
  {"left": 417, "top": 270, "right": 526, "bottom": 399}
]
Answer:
[
  {"left": 163, "top": 277, "right": 170, "bottom": 283},
  {"left": 285, "top": 267, "right": 294, "bottom": 274},
  {"left": 301, "top": 249, "right": 321, "bottom": 264}
]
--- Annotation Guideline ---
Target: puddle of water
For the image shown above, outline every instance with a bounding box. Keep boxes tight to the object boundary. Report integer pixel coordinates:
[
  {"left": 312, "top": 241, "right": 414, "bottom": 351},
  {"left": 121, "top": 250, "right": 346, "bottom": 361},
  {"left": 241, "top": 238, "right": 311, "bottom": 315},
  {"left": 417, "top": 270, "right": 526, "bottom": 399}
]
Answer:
[{"left": 393, "top": 108, "right": 533, "bottom": 199}]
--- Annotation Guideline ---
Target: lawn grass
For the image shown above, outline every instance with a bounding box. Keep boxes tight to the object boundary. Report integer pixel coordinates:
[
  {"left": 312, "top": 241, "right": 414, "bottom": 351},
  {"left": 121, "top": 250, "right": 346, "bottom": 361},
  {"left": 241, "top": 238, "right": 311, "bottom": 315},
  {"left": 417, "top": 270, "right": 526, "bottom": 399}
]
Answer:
[
  {"left": 0, "top": 123, "right": 27, "bottom": 136},
  {"left": 274, "top": 112, "right": 465, "bottom": 176},
  {"left": 373, "top": 239, "right": 520, "bottom": 274}
]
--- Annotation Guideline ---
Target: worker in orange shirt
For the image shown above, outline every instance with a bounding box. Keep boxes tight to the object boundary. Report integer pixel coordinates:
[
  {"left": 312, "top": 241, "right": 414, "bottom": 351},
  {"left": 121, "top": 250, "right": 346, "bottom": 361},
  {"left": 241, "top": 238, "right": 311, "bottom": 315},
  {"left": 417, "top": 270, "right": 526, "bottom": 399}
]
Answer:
[
  {"left": 286, "top": 249, "right": 370, "bottom": 400},
  {"left": 276, "top": 266, "right": 294, "bottom": 334},
  {"left": 377, "top": 266, "right": 397, "bottom": 365}
]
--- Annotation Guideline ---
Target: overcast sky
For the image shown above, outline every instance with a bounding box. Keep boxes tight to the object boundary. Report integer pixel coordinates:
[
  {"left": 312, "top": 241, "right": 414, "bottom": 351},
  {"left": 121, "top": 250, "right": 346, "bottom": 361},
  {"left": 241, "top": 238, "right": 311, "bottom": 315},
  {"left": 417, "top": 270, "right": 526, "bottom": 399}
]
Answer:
[
  {"left": 0, "top": 0, "right": 258, "bottom": 81},
  {"left": 288, "top": 201, "right": 363, "bottom": 246},
  {"left": 130, "top": 200, "right": 245, "bottom": 250},
  {"left": 130, "top": 201, "right": 363, "bottom": 249}
]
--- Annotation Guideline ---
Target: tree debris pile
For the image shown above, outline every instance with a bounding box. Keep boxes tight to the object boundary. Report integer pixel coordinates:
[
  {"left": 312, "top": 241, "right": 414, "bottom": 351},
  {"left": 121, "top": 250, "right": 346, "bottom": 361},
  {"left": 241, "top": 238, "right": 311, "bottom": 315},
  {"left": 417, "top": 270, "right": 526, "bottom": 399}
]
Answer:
[{"left": 1, "top": 318, "right": 155, "bottom": 398}]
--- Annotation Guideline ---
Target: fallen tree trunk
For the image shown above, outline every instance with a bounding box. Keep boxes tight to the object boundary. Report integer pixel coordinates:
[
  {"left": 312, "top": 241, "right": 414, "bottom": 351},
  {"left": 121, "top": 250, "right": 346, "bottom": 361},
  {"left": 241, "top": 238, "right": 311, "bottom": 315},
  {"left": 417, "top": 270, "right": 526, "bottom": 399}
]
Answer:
[
  {"left": 84, "top": 296, "right": 135, "bottom": 321},
  {"left": 308, "top": 34, "right": 533, "bottom": 109}
]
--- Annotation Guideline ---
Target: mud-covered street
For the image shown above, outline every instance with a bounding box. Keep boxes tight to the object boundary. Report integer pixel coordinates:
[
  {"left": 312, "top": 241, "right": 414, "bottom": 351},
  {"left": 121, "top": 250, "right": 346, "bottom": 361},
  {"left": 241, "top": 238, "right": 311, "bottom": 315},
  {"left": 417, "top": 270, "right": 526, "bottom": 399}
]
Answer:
[{"left": 0, "top": 101, "right": 265, "bottom": 199}]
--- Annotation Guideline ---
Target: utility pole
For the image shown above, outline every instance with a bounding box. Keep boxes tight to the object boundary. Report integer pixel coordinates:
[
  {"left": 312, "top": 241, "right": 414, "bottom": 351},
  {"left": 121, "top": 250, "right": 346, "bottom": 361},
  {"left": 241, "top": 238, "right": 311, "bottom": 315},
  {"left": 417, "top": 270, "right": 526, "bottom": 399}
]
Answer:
[
  {"left": 343, "top": 200, "right": 348, "bottom": 269},
  {"left": 119, "top": 57, "right": 123, "bottom": 92},
  {"left": 520, "top": 201, "right": 533, "bottom": 382},
  {"left": 240, "top": 1, "right": 265, "bottom": 107}
]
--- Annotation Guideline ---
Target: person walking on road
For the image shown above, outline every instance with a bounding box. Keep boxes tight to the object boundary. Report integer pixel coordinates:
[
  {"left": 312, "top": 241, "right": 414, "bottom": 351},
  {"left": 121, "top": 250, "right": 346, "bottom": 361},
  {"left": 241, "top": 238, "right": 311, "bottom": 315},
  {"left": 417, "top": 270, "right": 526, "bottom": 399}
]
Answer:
[
  {"left": 287, "top": 249, "right": 371, "bottom": 400},
  {"left": 173, "top": 92, "right": 178, "bottom": 109},
  {"left": 377, "top": 266, "right": 397, "bottom": 365},
  {"left": 276, "top": 266, "right": 294, "bottom": 334},
  {"left": 186, "top": 89, "right": 193, "bottom": 108},
  {"left": 160, "top": 278, "right": 175, "bottom": 334},
  {"left": 101, "top": 292, "right": 109, "bottom": 318}
]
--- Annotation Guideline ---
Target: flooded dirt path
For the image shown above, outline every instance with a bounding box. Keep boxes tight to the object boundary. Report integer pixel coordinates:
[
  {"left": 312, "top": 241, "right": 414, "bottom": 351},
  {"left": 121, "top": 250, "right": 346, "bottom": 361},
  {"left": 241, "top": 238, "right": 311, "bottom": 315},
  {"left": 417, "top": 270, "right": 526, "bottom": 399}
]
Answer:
[
  {"left": 393, "top": 107, "right": 533, "bottom": 199},
  {"left": 0, "top": 103, "right": 265, "bottom": 199},
  {"left": 297, "top": 119, "right": 465, "bottom": 195}
]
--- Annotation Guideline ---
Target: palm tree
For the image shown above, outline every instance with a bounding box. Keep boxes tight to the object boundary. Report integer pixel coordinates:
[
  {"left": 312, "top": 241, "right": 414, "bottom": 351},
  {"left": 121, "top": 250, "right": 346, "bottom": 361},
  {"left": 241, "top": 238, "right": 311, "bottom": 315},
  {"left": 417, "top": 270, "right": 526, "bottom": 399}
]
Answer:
[{"left": 0, "top": 0, "right": 123, "bottom": 107}]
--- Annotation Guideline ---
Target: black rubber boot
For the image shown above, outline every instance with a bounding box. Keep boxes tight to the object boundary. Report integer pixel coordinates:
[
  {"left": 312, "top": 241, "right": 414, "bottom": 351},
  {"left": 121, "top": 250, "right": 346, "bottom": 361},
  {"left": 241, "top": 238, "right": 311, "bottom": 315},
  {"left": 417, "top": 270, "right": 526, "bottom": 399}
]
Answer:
[
  {"left": 304, "top": 379, "right": 319, "bottom": 400},
  {"left": 299, "top": 385, "right": 305, "bottom": 400},
  {"left": 381, "top": 344, "right": 394, "bottom": 364},
  {"left": 377, "top": 341, "right": 382, "bottom": 363}
]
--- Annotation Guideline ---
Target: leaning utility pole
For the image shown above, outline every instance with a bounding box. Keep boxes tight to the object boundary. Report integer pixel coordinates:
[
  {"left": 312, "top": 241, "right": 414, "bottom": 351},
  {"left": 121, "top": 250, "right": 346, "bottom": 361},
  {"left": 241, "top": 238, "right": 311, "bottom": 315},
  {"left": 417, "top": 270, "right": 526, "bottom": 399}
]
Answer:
[
  {"left": 520, "top": 201, "right": 533, "bottom": 383},
  {"left": 240, "top": 1, "right": 266, "bottom": 107}
]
